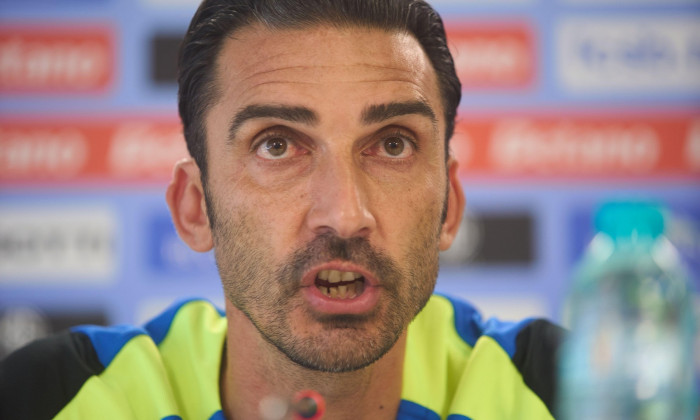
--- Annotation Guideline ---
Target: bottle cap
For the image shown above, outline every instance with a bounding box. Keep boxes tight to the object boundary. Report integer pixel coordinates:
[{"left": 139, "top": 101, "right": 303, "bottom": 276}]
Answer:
[{"left": 594, "top": 201, "right": 665, "bottom": 240}]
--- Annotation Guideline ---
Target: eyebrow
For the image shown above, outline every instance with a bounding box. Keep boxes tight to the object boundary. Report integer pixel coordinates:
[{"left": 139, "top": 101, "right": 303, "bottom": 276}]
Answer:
[
  {"left": 361, "top": 100, "right": 437, "bottom": 127},
  {"left": 227, "top": 100, "right": 437, "bottom": 143},
  {"left": 228, "top": 104, "right": 318, "bottom": 142}
]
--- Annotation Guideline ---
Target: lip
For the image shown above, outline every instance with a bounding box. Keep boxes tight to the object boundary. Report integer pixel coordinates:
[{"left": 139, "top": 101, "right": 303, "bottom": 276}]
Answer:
[{"left": 301, "top": 261, "right": 381, "bottom": 315}]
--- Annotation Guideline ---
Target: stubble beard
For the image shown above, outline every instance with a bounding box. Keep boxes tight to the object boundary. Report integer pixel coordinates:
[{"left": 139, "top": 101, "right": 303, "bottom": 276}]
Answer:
[{"left": 208, "top": 195, "right": 443, "bottom": 373}]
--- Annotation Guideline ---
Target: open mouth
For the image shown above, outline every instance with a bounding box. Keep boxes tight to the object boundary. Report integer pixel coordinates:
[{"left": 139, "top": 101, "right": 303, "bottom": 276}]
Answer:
[{"left": 315, "top": 269, "right": 366, "bottom": 299}]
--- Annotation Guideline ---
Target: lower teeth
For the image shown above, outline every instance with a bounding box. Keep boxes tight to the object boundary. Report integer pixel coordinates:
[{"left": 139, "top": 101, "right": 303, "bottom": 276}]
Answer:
[{"left": 319, "top": 281, "right": 362, "bottom": 299}]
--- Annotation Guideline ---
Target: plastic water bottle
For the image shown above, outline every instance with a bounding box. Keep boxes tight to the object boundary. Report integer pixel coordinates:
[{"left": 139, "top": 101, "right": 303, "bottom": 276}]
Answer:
[{"left": 557, "top": 201, "right": 697, "bottom": 420}]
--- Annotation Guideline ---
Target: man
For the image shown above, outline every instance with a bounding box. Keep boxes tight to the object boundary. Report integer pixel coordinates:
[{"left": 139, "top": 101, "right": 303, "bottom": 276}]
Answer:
[{"left": 0, "top": 1, "right": 563, "bottom": 419}]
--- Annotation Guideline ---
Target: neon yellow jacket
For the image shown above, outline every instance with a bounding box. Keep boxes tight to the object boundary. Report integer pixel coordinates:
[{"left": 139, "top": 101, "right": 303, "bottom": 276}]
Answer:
[{"left": 0, "top": 295, "right": 563, "bottom": 419}]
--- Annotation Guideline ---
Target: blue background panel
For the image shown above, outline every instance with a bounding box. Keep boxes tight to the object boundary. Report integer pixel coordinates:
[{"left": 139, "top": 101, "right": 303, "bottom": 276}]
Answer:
[{"left": 0, "top": 0, "right": 698, "bottom": 360}]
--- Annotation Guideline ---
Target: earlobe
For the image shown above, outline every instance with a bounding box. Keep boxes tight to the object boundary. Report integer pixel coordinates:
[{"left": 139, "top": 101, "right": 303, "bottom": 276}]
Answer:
[
  {"left": 439, "top": 156, "right": 466, "bottom": 251},
  {"left": 165, "top": 158, "right": 214, "bottom": 252}
]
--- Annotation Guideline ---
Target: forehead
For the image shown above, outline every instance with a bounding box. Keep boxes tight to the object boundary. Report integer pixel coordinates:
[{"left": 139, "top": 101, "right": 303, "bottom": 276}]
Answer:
[{"left": 211, "top": 24, "right": 442, "bottom": 119}]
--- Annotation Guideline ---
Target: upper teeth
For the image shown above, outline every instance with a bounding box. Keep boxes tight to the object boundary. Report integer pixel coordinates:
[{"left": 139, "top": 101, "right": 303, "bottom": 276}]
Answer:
[
  {"left": 317, "top": 269, "right": 365, "bottom": 299},
  {"left": 318, "top": 269, "right": 362, "bottom": 283}
]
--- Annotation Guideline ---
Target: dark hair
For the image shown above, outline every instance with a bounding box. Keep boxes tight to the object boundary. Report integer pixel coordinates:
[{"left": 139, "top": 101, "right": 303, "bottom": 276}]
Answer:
[{"left": 178, "top": 0, "right": 461, "bottom": 182}]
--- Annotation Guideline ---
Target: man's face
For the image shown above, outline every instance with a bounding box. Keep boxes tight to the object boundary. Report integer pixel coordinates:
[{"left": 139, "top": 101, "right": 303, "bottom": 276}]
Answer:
[{"left": 203, "top": 24, "right": 454, "bottom": 372}]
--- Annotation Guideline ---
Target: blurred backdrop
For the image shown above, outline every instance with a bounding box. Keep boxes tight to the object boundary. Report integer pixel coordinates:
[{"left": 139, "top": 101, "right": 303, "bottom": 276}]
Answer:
[{"left": 0, "top": 0, "right": 698, "bottom": 359}]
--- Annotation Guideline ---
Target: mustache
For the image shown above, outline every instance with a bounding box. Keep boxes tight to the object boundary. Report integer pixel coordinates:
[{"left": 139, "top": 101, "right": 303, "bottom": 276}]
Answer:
[{"left": 279, "top": 233, "right": 401, "bottom": 288}]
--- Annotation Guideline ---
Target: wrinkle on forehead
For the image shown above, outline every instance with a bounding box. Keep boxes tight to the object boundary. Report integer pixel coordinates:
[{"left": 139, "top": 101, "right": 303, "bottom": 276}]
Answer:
[
  {"left": 231, "top": 77, "right": 434, "bottom": 120},
  {"left": 239, "top": 63, "right": 418, "bottom": 82},
  {"left": 239, "top": 76, "right": 429, "bottom": 89},
  {"left": 234, "top": 57, "right": 429, "bottom": 90},
  {"left": 229, "top": 24, "right": 423, "bottom": 63},
  {"left": 215, "top": 24, "right": 435, "bottom": 92},
  {"left": 209, "top": 24, "right": 444, "bottom": 136}
]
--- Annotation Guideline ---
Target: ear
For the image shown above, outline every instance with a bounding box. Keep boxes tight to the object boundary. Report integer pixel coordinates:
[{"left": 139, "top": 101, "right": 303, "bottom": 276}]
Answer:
[
  {"left": 166, "top": 158, "right": 213, "bottom": 252},
  {"left": 439, "top": 155, "right": 466, "bottom": 251}
]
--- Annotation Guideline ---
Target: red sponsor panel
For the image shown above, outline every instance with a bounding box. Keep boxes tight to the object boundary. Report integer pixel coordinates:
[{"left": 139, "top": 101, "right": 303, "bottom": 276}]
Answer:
[
  {"left": 452, "top": 114, "right": 700, "bottom": 179},
  {"left": 0, "top": 26, "right": 114, "bottom": 93},
  {"left": 445, "top": 22, "right": 535, "bottom": 89},
  {"left": 3, "top": 114, "right": 698, "bottom": 184},
  {"left": 0, "top": 118, "right": 188, "bottom": 184}
]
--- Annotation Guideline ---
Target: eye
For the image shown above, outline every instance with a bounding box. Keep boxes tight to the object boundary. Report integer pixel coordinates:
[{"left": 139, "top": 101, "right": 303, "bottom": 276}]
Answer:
[
  {"left": 254, "top": 132, "right": 307, "bottom": 160},
  {"left": 373, "top": 134, "right": 415, "bottom": 159},
  {"left": 261, "top": 137, "right": 287, "bottom": 158},
  {"left": 383, "top": 136, "right": 406, "bottom": 156}
]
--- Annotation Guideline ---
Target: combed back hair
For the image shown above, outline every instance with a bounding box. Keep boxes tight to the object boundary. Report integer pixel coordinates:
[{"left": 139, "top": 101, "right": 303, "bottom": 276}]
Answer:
[{"left": 178, "top": 0, "right": 462, "bottom": 182}]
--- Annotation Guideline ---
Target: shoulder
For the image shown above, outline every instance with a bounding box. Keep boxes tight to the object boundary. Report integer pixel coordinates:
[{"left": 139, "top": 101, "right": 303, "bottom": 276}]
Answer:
[
  {"left": 423, "top": 294, "right": 565, "bottom": 360},
  {"left": 142, "top": 297, "right": 225, "bottom": 346},
  {"left": 70, "top": 298, "right": 223, "bottom": 369},
  {"left": 0, "top": 330, "right": 102, "bottom": 420},
  {"left": 510, "top": 318, "right": 566, "bottom": 413},
  {"left": 415, "top": 294, "right": 566, "bottom": 416},
  {"left": 0, "top": 298, "right": 224, "bottom": 420}
]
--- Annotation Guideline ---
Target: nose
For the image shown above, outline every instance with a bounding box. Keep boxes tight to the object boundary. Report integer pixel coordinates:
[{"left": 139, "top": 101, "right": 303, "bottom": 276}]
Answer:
[{"left": 305, "top": 154, "right": 376, "bottom": 239}]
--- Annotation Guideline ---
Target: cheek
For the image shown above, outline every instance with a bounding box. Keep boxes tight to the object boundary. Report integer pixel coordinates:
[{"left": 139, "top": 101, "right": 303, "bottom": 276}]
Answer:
[
  {"left": 375, "top": 180, "right": 445, "bottom": 245},
  {"left": 248, "top": 155, "right": 314, "bottom": 191},
  {"left": 210, "top": 180, "right": 310, "bottom": 255}
]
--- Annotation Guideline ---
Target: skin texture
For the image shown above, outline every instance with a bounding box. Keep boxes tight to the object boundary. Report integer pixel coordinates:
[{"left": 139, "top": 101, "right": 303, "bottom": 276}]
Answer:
[{"left": 167, "top": 24, "right": 465, "bottom": 420}]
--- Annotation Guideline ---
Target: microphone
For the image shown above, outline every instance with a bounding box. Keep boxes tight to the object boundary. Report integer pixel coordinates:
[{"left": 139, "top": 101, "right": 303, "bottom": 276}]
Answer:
[{"left": 259, "top": 390, "right": 326, "bottom": 420}]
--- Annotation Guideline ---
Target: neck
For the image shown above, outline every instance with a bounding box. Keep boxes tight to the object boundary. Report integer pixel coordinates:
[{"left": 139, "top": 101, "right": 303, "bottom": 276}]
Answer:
[{"left": 219, "top": 301, "right": 406, "bottom": 420}]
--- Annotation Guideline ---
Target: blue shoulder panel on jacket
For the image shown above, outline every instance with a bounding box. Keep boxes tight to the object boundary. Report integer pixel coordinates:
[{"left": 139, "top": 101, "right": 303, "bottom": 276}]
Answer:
[
  {"left": 143, "top": 297, "right": 224, "bottom": 346},
  {"left": 208, "top": 410, "right": 226, "bottom": 420},
  {"left": 71, "top": 324, "right": 147, "bottom": 368},
  {"left": 482, "top": 316, "right": 534, "bottom": 359},
  {"left": 396, "top": 400, "right": 441, "bottom": 420},
  {"left": 438, "top": 294, "right": 483, "bottom": 348},
  {"left": 447, "top": 415, "right": 473, "bottom": 420},
  {"left": 439, "top": 294, "right": 534, "bottom": 359}
]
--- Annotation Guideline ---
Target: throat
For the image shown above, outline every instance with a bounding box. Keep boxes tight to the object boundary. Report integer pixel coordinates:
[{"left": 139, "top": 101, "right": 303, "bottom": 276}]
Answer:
[{"left": 221, "top": 298, "right": 408, "bottom": 420}]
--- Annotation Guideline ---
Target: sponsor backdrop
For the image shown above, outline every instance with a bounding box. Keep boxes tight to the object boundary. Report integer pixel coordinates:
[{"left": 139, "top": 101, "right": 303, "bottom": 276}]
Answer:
[{"left": 0, "top": 0, "right": 699, "bottom": 359}]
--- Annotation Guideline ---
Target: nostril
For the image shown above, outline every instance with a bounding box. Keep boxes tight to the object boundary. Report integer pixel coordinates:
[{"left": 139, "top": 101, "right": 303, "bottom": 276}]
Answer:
[{"left": 312, "top": 225, "right": 338, "bottom": 237}]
